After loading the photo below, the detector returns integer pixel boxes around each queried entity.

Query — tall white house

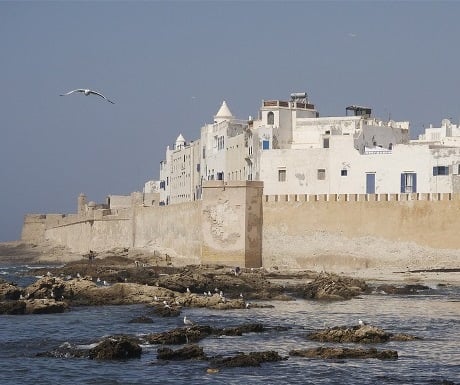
[156,93,460,205]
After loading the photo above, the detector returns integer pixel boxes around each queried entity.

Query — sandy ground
[0,241,459,285]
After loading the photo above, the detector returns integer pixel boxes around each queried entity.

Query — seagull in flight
[60,88,115,104]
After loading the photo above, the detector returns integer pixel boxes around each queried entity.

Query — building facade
[156,93,460,205]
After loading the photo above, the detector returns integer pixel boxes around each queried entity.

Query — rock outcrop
[209,351,285,368]
[88,336,142,360]
[302,273,368,300]
[290,347,398,360]
[307,324,419,343]
[157,344,207,360]
[0,280,22,300]
[145,323,266,345]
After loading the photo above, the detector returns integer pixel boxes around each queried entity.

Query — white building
[156,93,460,205]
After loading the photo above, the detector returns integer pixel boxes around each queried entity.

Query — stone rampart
[263,193,460,271]
[21,190,460,270]
[133,201,201,264]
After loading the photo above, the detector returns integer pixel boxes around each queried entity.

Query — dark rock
[0,281,22,300]
[307,324,419,343]
[89,336,142,360]
[145,323,266,345]
[302,273,368,300]
[220,323,265,336]
[146,325,214,345]
[209,351,284,368]
[290,346,398,360]
[0,300,26,314]
[157,344,207,360]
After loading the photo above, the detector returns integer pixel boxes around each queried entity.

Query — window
[278,169,286,182]
[341,169,347,176]
[323,138,329,148]
[433,166,449,176]
[202,147,206,159]
[262,140,270,150]
[317,169,326,180]
[401,172,417,193]
[196,163,200,172]
[267,111,274,125]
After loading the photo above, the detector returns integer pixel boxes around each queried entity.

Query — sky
[1,0,460,242]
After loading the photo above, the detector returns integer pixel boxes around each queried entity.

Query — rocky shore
[0,241,458,378]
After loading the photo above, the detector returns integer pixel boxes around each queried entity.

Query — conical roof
[214,101,234,123]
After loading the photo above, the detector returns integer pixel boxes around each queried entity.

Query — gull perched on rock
[60,88,115,104]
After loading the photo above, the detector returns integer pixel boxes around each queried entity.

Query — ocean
[0,263,459,385]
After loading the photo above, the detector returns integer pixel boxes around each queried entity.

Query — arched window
[267,111,274,125]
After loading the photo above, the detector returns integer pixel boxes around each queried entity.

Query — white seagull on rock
[60,88,115,104]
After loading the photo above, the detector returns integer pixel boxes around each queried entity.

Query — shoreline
[1,241,459,286]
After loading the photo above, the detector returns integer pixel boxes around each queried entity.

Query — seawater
[0,264,459,385]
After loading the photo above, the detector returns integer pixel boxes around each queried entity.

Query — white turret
[214,101,234,123]
[175,133,186,149]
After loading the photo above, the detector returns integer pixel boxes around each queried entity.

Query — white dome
[175,133,186,149]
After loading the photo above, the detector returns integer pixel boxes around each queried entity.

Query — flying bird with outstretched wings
[60,88,115,104]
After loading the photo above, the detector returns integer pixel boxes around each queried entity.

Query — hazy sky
[1,1,460,242]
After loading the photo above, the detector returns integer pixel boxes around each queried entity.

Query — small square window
[278,169,286,182]
[341,169,347,176]
[323,138,330,148]
[317,169,326,180]
[433,166,449,176]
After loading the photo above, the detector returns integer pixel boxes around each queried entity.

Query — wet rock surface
[145,323,266,345]
[209,351,285,368]
[290,347,398,360]
[302,272,368,300]
[0,280,22,300]
[88,336,142,360]
[157,344,207,360]
[307,324,419,343]
[0,300,26,315]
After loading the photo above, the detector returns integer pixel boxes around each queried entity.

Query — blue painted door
[366,173,375,194]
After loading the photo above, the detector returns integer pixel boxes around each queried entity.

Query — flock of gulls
[60,88,115,104]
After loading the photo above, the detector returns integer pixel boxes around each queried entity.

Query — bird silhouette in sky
[60,88,115,104]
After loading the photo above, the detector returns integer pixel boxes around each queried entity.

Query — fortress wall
[263,196,460,271]
[45,218,133,254]
[22,214,47,243]
[133,202,201,263]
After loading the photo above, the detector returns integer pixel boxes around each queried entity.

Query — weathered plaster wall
[263,194,460,271]
[133,202,201,263]
[201,181,263,268]
[22,214,47,244]
[45,218,132,253]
